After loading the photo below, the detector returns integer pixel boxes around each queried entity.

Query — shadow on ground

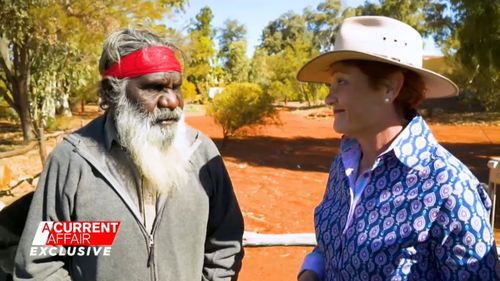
[215,136,499,183]
[214,136,340,173]
[0,122,19,134]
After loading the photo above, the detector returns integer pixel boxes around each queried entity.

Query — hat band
[102,46,182,79]
[365,52,418,67]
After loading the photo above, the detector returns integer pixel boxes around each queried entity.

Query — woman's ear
[385,71,405,101]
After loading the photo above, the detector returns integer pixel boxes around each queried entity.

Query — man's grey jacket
[14,114,244,281]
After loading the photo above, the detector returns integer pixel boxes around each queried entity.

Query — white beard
[114,95,190,196]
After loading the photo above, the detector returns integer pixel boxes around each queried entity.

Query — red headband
[102,46,182,78]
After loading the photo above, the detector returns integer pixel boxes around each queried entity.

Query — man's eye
[145,84,165,91]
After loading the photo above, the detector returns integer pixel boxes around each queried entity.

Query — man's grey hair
[98,28,178,110]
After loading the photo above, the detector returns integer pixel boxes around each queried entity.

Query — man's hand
[298,270,320,281]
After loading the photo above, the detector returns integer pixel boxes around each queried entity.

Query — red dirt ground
[1,107,499,281]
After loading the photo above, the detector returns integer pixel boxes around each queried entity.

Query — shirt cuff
[299,249,325,280]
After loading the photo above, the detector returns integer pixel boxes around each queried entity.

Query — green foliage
[220,41,249,83]
[218,20,249,83]
[0,96,18,121]
[206,83,276,139]
[181,79,197,101]
[440,0,499,70]
[449,61,499,112]
[265,42,310,104]
[350,1,428,35]
[218,19,247,55]
[260,11,311,55]
[0,0,188,142]
[268,80,293,103]
[45,115,73,131]
[254,2,343,105]
[436,0,499,111]
[304,0,344,51]
[192,6,214,37]
[301,83,330,105]
[185,6,217,99]
[353,0,499,111]
[249,49,273,91]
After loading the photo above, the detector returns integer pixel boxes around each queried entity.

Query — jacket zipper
[146,193,168,281]
[147,234,156,281]
[147,234,154,268]
[66,135,161,280]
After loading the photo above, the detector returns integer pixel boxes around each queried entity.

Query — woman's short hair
[340,60,425,121]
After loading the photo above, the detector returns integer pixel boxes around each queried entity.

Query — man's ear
[100,77,113,93]
[385,71,405,100]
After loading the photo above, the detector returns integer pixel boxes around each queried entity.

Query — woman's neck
[356,124,403,174]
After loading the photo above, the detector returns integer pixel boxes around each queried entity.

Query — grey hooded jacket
[14,114,244,281]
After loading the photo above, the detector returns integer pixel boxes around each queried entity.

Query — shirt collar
[340,114,438,171]
[104,112,120,151]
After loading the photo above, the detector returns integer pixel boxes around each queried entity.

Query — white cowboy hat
[297,16,458,98]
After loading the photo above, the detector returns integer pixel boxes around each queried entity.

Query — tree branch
[0,86,15,109]
[0,72,14,95]
[0,37,14,85]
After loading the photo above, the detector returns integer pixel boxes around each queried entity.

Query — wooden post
[0,164,12,189]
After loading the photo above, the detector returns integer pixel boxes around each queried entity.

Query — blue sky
[167,0,442,57]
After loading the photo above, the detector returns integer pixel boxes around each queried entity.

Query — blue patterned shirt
[302,115,500,280]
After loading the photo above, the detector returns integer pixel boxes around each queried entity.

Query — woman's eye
[337,78,347,85]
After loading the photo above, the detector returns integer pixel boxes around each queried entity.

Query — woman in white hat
[297,16,499,281]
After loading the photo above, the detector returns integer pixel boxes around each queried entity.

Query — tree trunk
[18,98,35,143]
[36,119,47,166]
[300,84,312,107]
[80,99,85,113]
[221,133,229,151]
[0,39,34,143]
[8,43,35,143]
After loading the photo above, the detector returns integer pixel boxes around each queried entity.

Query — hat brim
[297,50,458,99]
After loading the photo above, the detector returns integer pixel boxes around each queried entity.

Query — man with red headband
[14,28,244,281]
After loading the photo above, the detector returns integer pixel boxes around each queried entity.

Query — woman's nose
[157,91,179,110]
[325,88,338,106]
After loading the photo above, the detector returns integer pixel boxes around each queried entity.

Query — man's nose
[157,91,179,110]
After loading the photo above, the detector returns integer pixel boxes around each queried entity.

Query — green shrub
[206,82,276,140]
[0,98,18,121]
[45,115,73,131]
[181,79,198,102]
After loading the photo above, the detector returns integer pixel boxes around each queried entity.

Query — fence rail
[243,231,316,247]
[242,232,500,262]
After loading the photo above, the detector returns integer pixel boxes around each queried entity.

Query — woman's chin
[333,123,347,135]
